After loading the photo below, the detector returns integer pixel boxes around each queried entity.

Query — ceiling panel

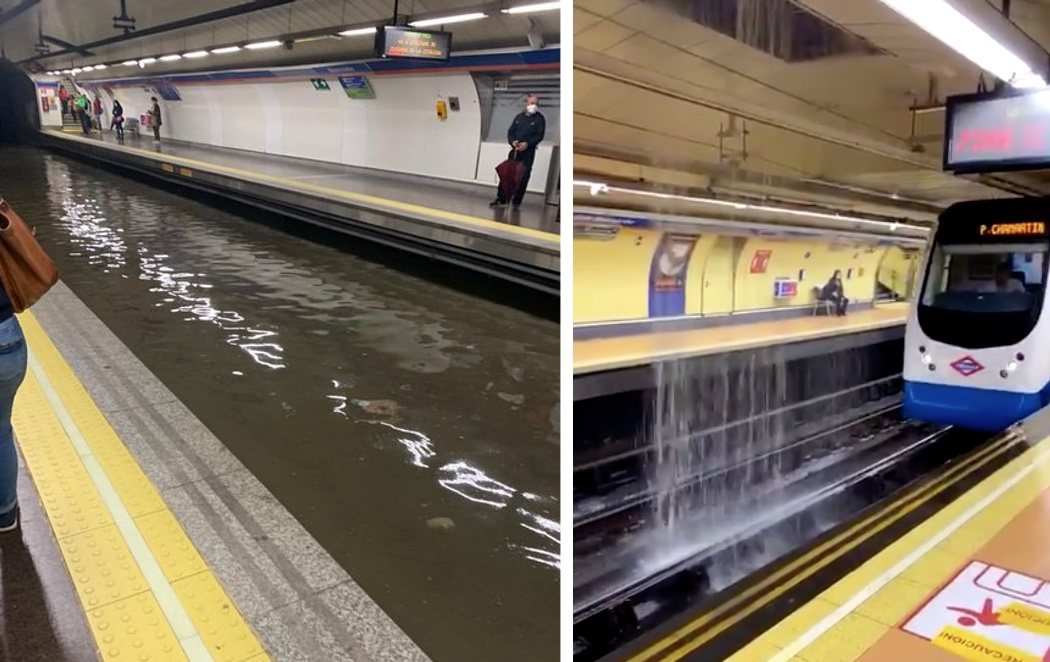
[2,0,560,70]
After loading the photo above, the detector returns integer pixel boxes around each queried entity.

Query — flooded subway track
[0,146,559,662]
[573,340,930,660]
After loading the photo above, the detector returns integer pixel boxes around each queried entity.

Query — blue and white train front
[904,198,1050,432]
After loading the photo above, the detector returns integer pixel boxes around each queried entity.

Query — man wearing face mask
[492,94,545,209]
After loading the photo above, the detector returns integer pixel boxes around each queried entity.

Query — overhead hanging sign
[155,81,181,101]
[338,75,375,99]
[944,90,1050,173]
[375,26,451,61]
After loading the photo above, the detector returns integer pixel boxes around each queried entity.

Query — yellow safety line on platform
[48,130,559,247]
[628,431,1024,661]
[13,312,269,662]
[759,434,1050,662]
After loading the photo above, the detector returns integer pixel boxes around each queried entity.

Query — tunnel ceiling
[0,0,559,72]
[574,0,1050,225]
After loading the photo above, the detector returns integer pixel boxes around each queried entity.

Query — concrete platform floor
[50,128,560,235]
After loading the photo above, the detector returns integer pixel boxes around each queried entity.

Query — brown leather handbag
[0,199,59,312]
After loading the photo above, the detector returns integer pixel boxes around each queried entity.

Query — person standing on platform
[75,93,91,134]
[491,94,545,209]
[93,94,103,131]
[821,270,849,316]
[148,96,162,142]
[58,84,69,116]
[111,99,125,142]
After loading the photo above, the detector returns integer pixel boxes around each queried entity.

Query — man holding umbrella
[492,94,545,209]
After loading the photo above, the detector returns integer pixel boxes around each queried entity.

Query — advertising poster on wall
[649,233,698,317]
[750,249,772,274]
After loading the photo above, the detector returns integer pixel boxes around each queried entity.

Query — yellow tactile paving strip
[725,436,1050,662]
[46,129,559,247]
[574,302,909,374]
[13,311,269,662]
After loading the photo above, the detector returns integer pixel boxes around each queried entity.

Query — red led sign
[953,123,1047,156]
[945,91,1050,173]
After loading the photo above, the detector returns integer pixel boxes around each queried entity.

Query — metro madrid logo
[951,355,985,377]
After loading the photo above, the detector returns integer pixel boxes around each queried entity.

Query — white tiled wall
[67,71,552,191]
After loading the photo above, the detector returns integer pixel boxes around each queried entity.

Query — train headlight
[921,354,933,365]
[1008,361,1019,372]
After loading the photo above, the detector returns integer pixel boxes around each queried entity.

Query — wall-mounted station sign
[944,89,1050,173]
[374,26,451,61]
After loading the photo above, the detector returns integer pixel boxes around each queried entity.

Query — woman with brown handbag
[0,199,59,532]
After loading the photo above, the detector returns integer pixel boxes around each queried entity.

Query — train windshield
[919,241,1048,348]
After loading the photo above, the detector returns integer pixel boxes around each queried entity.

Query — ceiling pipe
[42,35,92,56]
[0,0,39,29]
[574,141,946,215]
[19,0,296,64]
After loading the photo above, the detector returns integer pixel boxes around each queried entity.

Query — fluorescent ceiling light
[244,40,281,50]
[159,54,182,61]
[877,0,1046,89]
[210,45,241,54]
[71,67,82,74]
[409,12,486,27]
[94,63,107,69]
[82,65,95,71]
[338,26,377,36]
[139,57,157,65]
[183,50,209,58]
[572,180,914,231]
[122,59,138,66]
[503,2,560,13]
[61,69,71,74]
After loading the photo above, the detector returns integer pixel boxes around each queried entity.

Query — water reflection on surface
[1,149,559,662]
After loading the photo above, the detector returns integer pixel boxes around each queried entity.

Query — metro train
[904,197,1050,432]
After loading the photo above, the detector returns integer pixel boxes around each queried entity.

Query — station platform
[573,303,908,402]
[614,411,1050,662]
[4,282,427,661]
[37,128,560,294]
[575,303,909,376]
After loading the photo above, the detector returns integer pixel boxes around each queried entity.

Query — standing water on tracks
[0,147,559,662]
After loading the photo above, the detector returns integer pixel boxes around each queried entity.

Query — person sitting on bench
[820,269,849,316]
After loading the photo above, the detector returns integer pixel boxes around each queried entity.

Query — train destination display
[375,26,451,61]
[945,90,1050,172]
[979,222,1047,237]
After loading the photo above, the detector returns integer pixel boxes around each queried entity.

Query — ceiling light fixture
[122,59,138,66]
[244,40,281,50]
[183,50,209,59]
[159,54,182,61]
[139,57,156,65]
[502,1,560,13]
[94,63,107,70]
[409,12,487,27]
[338,26,377,36]
[877,0,1046,89]
[572,180,918,231]
[71,67,82,74]
[82,65,95,71]
[210,45,241,54]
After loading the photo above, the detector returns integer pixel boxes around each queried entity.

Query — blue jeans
[0,317,27,516]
